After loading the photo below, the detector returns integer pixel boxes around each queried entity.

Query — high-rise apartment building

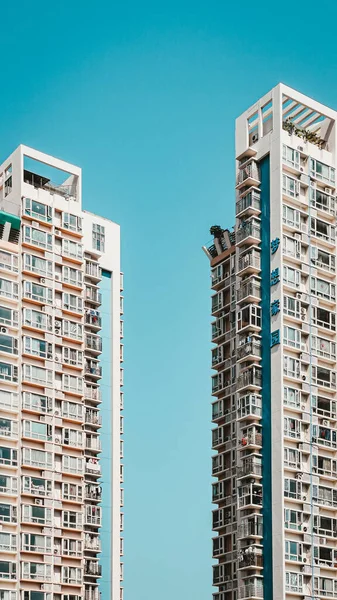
[204,84,337,600]
[0,145,123,600]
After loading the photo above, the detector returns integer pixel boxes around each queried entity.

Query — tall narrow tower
[204,84,337,600]
[0,145,124,600]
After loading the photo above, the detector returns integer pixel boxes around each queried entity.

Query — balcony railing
[85,311,102,328]
[238,584,263,599]
[238,252,261,273]
[238,460,262,478]
[237,368,262,390]
[237,281,261,302]
[85,562,102,576]
[236,191,261,215]
[85,336,102,353]
[236,222,261,245]
[237,340,261,361]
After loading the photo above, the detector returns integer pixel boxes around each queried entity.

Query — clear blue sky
[3,1,337,598]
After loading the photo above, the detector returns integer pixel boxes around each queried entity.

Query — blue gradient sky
[3,1,337,598]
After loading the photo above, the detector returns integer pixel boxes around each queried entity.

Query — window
[0,251,18,273]
[62,483,83,502]
[62,510,83,529]
[284,509,302,531]
[0,335,18,355]
[62,213,82,232]
[311,276,335,301]
[22,448,52,469]
[92,223,105,252]
[283,204,300,229]
[0,279,18,300]
[285,540,302,561]
[310,158,335,184]
[23,280,53,304]
[61,566,82,584]
[284,447,300,469]
[283,356,300,379]
[22,476,52,497]
[312,306,336,331]
[23,226,52,250]
[0,307,18,327]
[312,336,336,360]
[22,421,52,442]
[23,337,52,359]
[0,363,18,383]
[22,505,52,525]
[310,187,335,214]
[23,308,52,331]
[283,326,301,349]
[285,572,303,593]
[62,374,83,394]
[23,254,53,277]
[21,562,52,581]
[62,320,83,340]
[311,217,335,243]
[282,145,300,170]
[312,365,336,388]
[62,428,83,448]
[0,390,18,412]
[0,504,17,523]
[311,247,335,272]
[0,561,16,579]
[62,455,83,475]
[284,417,301,439]
[22,393,52,414]
[283,296,301,320]
[0,447,17,467]
[62,266,82,287]
[283,235,300,259]
[282,174,299,198]
[24,198,52,223]
[0,533,17,553]
[63,293,83,313]
[283,265,301,288]
[22,365,52,385]
[62,239,83,260]
[62,401,84,421]
[22,533,51,553]
[284,387,300,409]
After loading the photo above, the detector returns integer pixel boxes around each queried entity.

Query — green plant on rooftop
[283,118,325,149]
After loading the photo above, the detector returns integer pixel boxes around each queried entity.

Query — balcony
[238,549,263,569]
[236,162,260,190]
[85,534,101,552]
[85,410,102,428]
[85,311,102,330]
[85,460,101,476]
[85,561,102,577]
[237,278,261,304]
[237,340,261,362]
[238,458,262,479]
[85,263,102,281]
[310,188,336,217]
[238,250,261,275]
[237,367,262,392]
[236,190,261,217]
[236,220,261,247]
[238,483,263,509]
[85,436,101,452]
[85,287,102,306]
[238,394,262,421]
[85,363,102,380]
[238,583,263,599]
[85,510,101,527]
[85,485,102,502]
[239,427,262,450]
[84,385,102,403]
[85,335,102,355]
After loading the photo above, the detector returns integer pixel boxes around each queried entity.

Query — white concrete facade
[205,84,337,600]
[0,145,123,600]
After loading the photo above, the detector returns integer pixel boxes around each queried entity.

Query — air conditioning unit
[55,437,61,444]
[32,221,40,228]
[54,548,58,554]
[296,292,302,299]
[297,146,304,152]
[55,230,61,236]
[303,526,308,532]
[323,419,329,427]
[301,315,306,321]
[302,495,307,502]
[296,472,303,480]
[325,187,331,194]
[35,498,43,505]
[301,405,306,411]
[301,344,307,352]
[320,537,326,545]
[302,375,307,381]
[294,233,301,241]
[0,327,7,333]
[55,274,61,281]
[54,410,60,416]
[301,307,307,315]
[303,557,307,563]
[55,356,59,362]
[300,167,304,172]
[40,278,46,284]
[252,133,259,144]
